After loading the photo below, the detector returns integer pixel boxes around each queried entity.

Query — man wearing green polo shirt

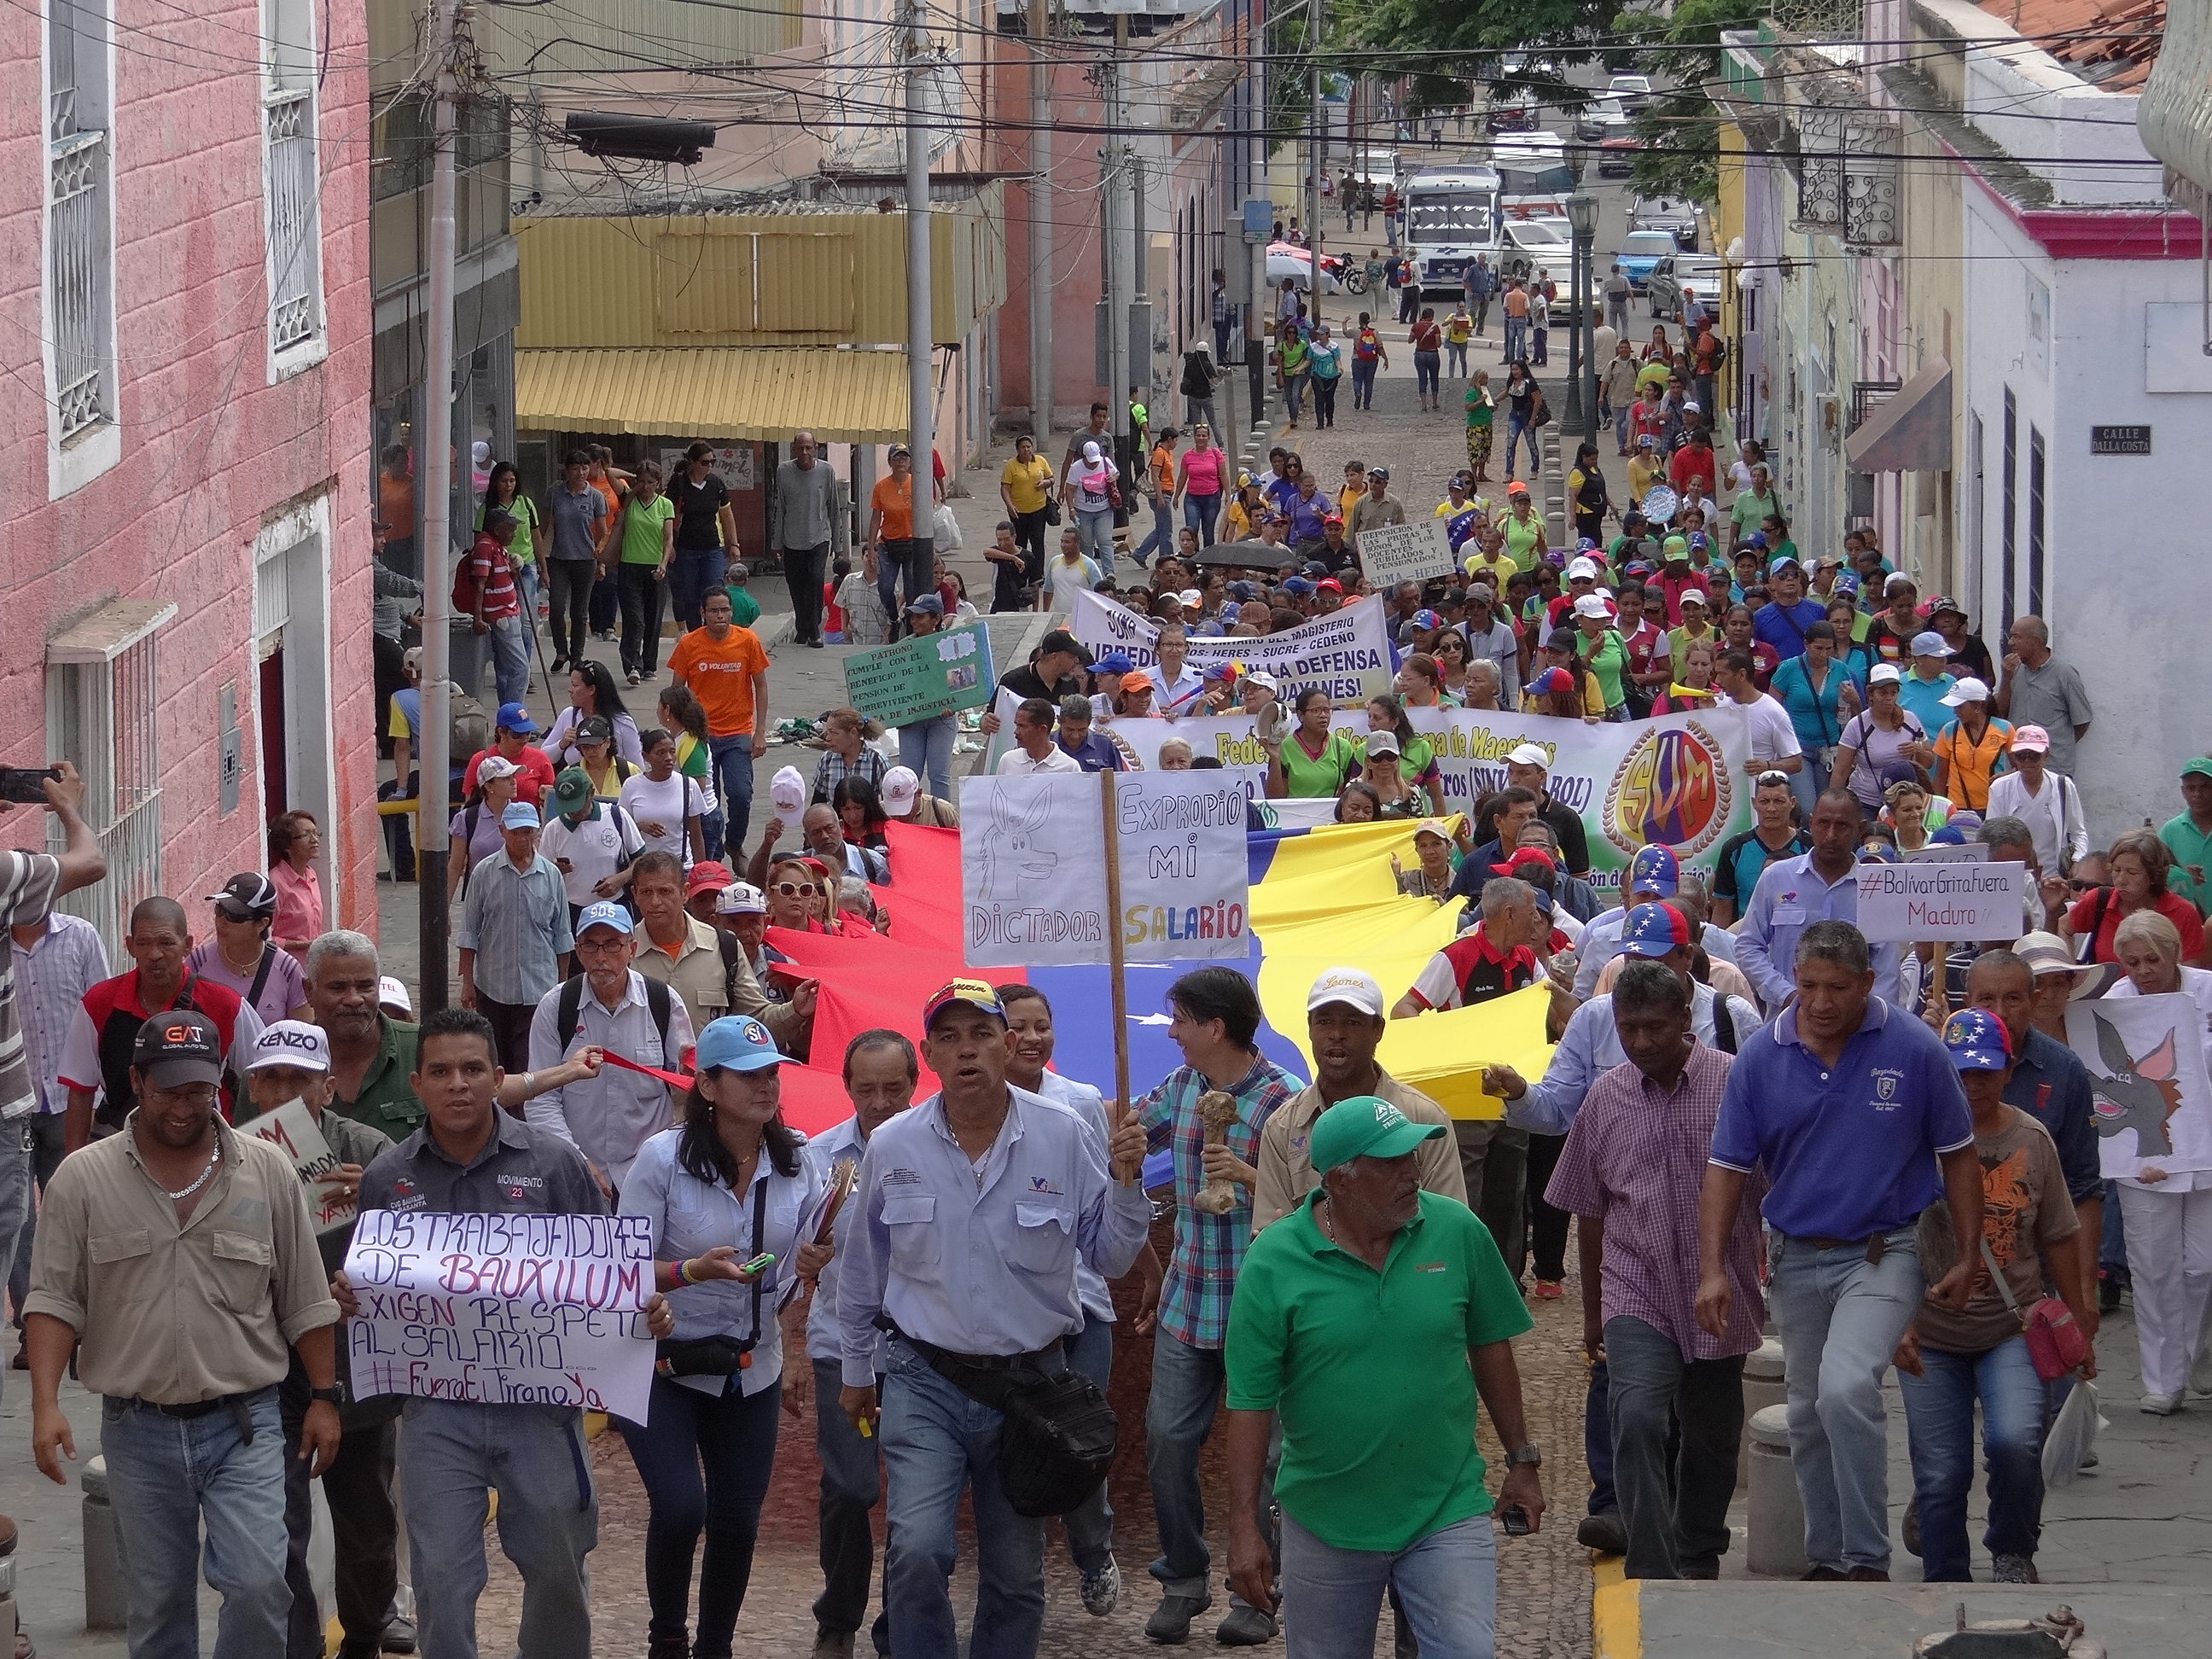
[308,933,427,1145]
[1224,1097,1542,1659]
[2158,757,2212,917]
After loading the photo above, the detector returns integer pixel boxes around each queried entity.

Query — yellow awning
[515,346,912,445]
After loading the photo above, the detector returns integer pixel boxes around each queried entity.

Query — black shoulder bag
[655,1179,769,1380]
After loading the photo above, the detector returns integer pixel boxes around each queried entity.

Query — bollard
[1744,1403,1808,1579]
[82,1455,126,1631]
[1738,1336,1786,1487]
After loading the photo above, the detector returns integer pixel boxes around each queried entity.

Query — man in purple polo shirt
[1694,919,1983,1582]
[1546,960,1767,1580]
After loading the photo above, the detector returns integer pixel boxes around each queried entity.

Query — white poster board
[1852,859,2029,942]
[2067,992,2212,1179]
[957,771,1250,966]
[1356,520,1457,587]
[242,1099,355,1233]
[343,1210,658,1420]
[1067,589,1394,702]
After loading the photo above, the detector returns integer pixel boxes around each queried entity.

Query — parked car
[1495,218,1567,283]
[1486,89,1538,133]
[1598,135,1639,178]
[1574,96,1632,144]
[1266,242,1345,294]
[1645,253,1724,322]
[1608,73,1655,110]
[1629,195,1700,251]
[1614,229,1679,292]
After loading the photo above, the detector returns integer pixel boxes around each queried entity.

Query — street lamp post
[1566,189,1600,447]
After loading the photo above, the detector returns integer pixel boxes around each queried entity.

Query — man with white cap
[376,976,412,1023]
[457,798,574,1073]
[1474,744,1592,881]
[1254,968,1464,1232]
[525,900,695,1199]
[881,763,958,829]
[712,880,815,1057]
[241,1020,406,1659]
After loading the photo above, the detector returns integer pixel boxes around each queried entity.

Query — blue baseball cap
[499,801,541,830]
[496,701,539,735]
[1910,630,1951,657]
[1092,650,1136,675]
[1930,825,1969,846]
[905,592,946,617]
[575,900,634,937]
[1628,844,1681,899]
[1412,608,1441,629]
[695,1015,787,1074]
[1941,1008,2012,1073]
[1858,841,1899,864]
[1228,580,1260,602]
[1619,901,1692,958]
[1832,569,1861,596]
[1283,576,1314,597]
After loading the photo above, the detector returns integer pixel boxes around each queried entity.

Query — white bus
[1400,166,1502,295]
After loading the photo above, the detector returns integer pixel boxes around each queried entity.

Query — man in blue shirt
[1735,791,1906,1010]
[1572,846,1738,998]
[1696,921,1983,1580]
[1750,557,1826,661]
[1053,696,1128,772]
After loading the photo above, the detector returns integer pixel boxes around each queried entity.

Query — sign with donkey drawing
[956,771,1250,967]
[2065,991,2212,1179]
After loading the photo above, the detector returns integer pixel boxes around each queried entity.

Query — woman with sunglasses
[187,874,311,1025]
[2062,831,2206,969]
[1985,726,2090,877]
[1831,663,1934,814]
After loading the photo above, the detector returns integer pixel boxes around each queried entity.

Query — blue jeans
[1613,402,1632,451]
[707,733,755,861]
[1898,1336,2046,1581]
[488,614,529,706]
[1790,754,1828,825]
[1767,1228,1924,1573]
[879,1342,1047,1659]
[1446,341,1468,378]
[0,1120,32,1399]
[1351,359,1377,408]
[1145,1331,1274,1607]
[1074,510,1115,577]
[101,1385,290,1659]
[399,1398,597,1659]
[1503,317,1528,363]
[617,1375,781,1658]
[1503,415,1539,478]
[669,545,728,632]
[876,538,933,632]
[1278,1511,1495,1659]
[1062,1315,1115,1571]
[1413,352,1441,399]
[1140,494,1175,565]
[1285,372,1310,419]
[897,715,957,802]
[1605,1315,1744,1580]
[812,1358,890,1650]
[1184,492,1220,547]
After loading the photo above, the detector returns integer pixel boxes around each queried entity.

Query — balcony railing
[266,88,317,349]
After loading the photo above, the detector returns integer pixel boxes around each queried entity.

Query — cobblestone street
[472,1211,1600,1657]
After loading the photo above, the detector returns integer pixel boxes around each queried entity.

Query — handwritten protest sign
[342,1210,657,1420]
[958,771,1251,967]
[242,1100,354,1233]
[1854,859,2029,941]
[843,620,996,728]
[1357,521,1456,587]
[1068,590,1393,701]
[2067,992,2212,1179]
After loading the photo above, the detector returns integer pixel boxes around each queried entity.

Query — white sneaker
[2140,1391,2181,1415]
[1080,1557,1121,1617]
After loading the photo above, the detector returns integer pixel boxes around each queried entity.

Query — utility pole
[417,0,460,1010]
[905,0,935,555]
[1104,18,1132,480]
[1307,0,1322,331]
[1027,0,1051,439]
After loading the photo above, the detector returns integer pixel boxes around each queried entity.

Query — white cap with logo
[1307,967,1386,1017]
[247,1019,331,1073]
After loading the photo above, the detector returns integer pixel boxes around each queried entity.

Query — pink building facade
[2,0,376,960]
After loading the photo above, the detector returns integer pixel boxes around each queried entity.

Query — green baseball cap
[1309,1096,1446,1174]
[550,765,595,817]
[2181,757,2212,781]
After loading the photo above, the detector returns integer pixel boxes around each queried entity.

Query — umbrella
[1190,538,1301,572]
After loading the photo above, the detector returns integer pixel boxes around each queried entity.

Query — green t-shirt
[1732,490,1778,533]
[620,492,676,566]
[1464,387,1493,429]
[1582,628,1627,711]
[1277,729,1359,799]
[2162,811,2212,915]
[475,497,540,565]
[1226,1190,1533,1551]
[725,585,762,628]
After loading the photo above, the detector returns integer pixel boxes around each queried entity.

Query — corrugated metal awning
[515,346,911,445]
[1845,357,1953,474]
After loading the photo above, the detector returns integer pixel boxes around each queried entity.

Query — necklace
[220,940,265,978]
[164,1143,222,1202]
[1317,1194,1338,1243]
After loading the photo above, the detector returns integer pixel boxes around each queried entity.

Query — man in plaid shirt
[1136,968,1302,1646]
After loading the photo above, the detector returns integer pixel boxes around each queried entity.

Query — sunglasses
[2067,879,2100,894]
[771,882,812,897]
[1754,771,1793,788]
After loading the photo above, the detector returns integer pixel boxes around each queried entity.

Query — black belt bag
[655,1182,767,1380]
[882,1320,1118,1518]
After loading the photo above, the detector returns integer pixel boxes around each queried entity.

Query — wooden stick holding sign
[1099,769,1138,1184]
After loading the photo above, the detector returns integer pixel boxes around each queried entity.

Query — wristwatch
[1505,1443,1542,1468]
[309,1383,349,1406]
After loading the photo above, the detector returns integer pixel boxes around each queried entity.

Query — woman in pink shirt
[268,810,326,960]
[1175,423,1228,547]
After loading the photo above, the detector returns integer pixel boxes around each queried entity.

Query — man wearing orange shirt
[868,444,932,638]
[667,589,771,864]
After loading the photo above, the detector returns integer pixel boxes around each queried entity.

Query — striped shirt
[0,854,64,1117]
[811,743,888,805]
[1138,1053,1303,1351]
[10,911,107,1115]
[455,850,574,1006]
[1545,1046,1767,1359]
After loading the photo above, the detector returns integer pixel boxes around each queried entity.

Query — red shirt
[2067,888,2205,967]
[463,742,559,805]
[464,531,521,621]
[1669,447,1717,495]
[1654,572,1710,628]
[59,969,251,1128]
[1622,618,1667,684]
[824,580,846,636]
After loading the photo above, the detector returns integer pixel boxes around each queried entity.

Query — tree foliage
[1610,0,1767,201]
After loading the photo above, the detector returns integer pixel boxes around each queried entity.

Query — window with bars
[263,0,323,360]
[47,0,114,446]
[46,608,171,969]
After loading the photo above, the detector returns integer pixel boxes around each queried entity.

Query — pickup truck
[1629,195,1701,252]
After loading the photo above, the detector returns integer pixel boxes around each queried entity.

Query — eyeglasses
[771,882,812,897]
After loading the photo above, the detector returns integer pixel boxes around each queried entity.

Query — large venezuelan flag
[764,818,1555,1144]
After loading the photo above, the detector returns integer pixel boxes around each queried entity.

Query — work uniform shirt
[1734,852,1906,1011]
[1404,928,1539,1014]
[1509,981,1766,1136]
[1251,1071,1465,1232]
[1225,1190,1532,1553]
[1572,911,1739,1001]
[329,1016,426,1146]
[525,969,696,1195]
[835,1087,1153,1388]
[25,1113,337,1404]
[1033,1069,1120,1324]
[804,1115,885,1372]
[456,852,574,1006]
[1708,997,1974,1242]
[622,1127,826,1396]
[357,1109,607,1220]
[635,914,733,1038]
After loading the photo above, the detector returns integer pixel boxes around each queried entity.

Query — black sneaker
[1575,1511,1627,1554]
[1145,1595,1213,1644]
[1215,1605,1277,1646]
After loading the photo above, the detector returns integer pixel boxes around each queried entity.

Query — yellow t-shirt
[1225,499,1257,541]
[1001,456,1053,515]
[1445,315,1473,346]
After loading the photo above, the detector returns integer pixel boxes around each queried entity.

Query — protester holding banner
[342,1006,676,1659]
[620,1015,831,1659]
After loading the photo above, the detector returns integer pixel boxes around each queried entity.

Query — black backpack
[556,972,674,1054]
